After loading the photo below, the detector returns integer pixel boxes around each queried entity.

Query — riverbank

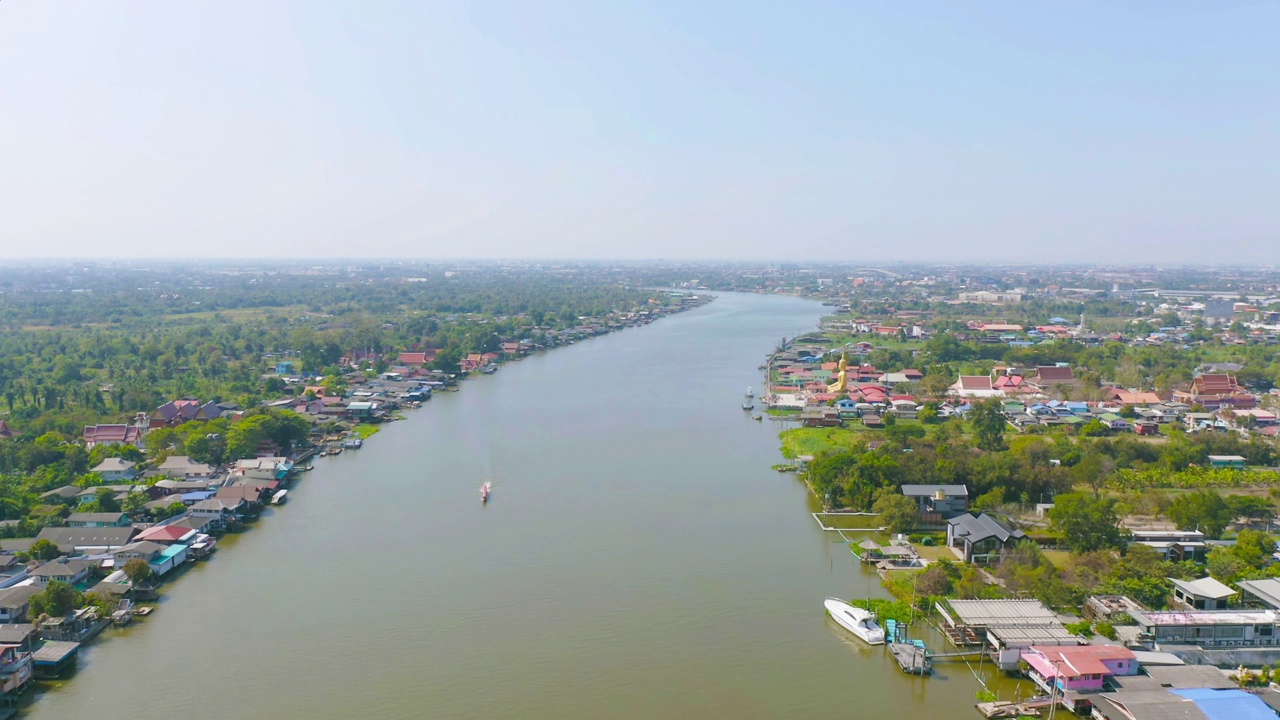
[3,295,713,715]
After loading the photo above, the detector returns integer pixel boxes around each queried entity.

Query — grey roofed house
[38,485,81,502]
[900,484,970,521]
[29,558,94,583]
[946,512,1026,563]
[90,458,137,476]
[1237,578,1280,610]
[0,586,42,618]
[156,455,214,478]
[167,514,217,534]
[66,511,130,527]
[35,526,138,553]
[0,623,38,649]
[153,479,216,493]
[1170,577,1237,610]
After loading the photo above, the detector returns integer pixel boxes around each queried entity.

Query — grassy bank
[352,424,381,440]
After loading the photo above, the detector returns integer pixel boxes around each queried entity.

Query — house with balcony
[900,485,969,523]
[189,497,245,532]
[0,642,34,700]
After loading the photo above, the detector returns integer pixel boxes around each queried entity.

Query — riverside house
[946,512,1026,564]
[1022,644,1138,694]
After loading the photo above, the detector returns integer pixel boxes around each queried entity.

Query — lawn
[779,427,864,458]
[352,424,381,440]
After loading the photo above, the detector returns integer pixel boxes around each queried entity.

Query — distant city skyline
[1,2,1277,262]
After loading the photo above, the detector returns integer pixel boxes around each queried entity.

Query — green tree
[969,399,1007,451]
[123,557,154,586]
[1048,493,1124,552]
[29,538,61,561]
[1168,491,1233,539]
[872,491,918,534]
[1073,451,1116,499]
[93,488,121,513]
[29,580,81,618]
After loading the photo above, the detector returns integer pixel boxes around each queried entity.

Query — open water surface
[29,292,1028,719]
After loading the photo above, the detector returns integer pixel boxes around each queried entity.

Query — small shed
[1207,455,1246,469]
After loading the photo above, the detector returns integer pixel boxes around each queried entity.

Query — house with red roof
[134,524,198,545]
[1030,366,1078,389]
[83,424,143,450]
[1103,388,1163,406]
[397,350,438,366]
[1021,644,1137,694]
[1173,373,1257,409]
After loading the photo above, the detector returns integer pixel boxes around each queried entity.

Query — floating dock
[888,642,932,675]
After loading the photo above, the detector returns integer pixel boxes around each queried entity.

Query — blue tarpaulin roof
[1171,688,1276,720]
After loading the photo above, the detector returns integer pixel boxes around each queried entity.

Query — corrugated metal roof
[1172,688,1278,720]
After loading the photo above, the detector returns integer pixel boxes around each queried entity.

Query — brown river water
[27,292,1029,719]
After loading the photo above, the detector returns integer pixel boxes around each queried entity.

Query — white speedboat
[824,597,885,645]
[745,386,754,398]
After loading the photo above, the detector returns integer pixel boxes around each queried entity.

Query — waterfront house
[29,559,93,587]
[900,485,969,523]
[116,542,189,578]
[946,513,1026,564]
[65,512,130,528]
[189,498,245,532]
[232,457,292,482]
[1022,644,1138,694]
[89,458,137,483]
[35,527,137,555]
[0,587,40,623]
[0,643,33,698]
[1170,577,1237,610]
[133,524,197,545]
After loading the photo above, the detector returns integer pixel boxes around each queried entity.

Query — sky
[0,1,1277,263]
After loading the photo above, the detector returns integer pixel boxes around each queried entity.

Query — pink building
[1022,645,1138,693]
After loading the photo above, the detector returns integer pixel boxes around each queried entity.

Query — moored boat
[745,386,754,398]
[271,489,288,505]
[741,402,754,410]
[823,597,885,645]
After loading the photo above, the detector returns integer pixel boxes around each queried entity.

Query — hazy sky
[1,2,1277,262]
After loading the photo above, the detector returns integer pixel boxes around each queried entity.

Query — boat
[741,402,753,410]
[745,386,754,398]
[481,481,491,503]
[823,597,885,645]
[271,489,288,505]
[753,415,763,421]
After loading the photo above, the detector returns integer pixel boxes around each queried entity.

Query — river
[28,292,1026,719]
